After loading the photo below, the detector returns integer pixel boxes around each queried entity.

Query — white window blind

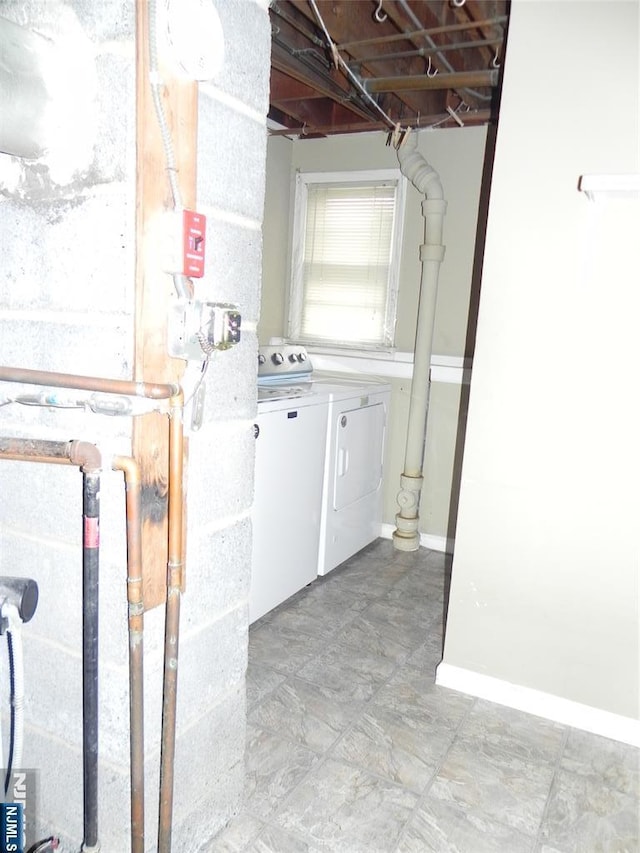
[289,171,405,350]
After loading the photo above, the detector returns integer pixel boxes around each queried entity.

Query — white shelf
[578,174,640,201]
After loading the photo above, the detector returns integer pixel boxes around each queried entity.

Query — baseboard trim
[435,663,640,747]
[380,523,452,553]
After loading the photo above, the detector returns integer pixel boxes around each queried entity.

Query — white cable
[183,353,212,407]
[147,0,191,301]
[428,101,465,129]
[148,0,181,210]
[446,105,464,127]
[308,0,400,131]
[1,391,165,417]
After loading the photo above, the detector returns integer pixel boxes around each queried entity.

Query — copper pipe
[0,438,101,471]
[337,16,508,51]
[157,392,184,853]
[0,365,178,400]
[112,455,145,853]
[0,437,74,465]
[365,69,499,93]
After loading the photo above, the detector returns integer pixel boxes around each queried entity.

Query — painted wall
[0,0,269,848]
[261,127,488,543]
[441,0,640,728]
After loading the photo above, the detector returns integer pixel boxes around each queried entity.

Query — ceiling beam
[365,69,499,93]
[271,42,375,122]
[337,15,508,51]
[267,107,492,137]
[295,0,449,129]
[350,37,502,66]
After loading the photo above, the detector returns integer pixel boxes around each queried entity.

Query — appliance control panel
[258,345,312,379]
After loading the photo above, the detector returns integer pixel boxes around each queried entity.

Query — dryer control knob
[258,354,266,365]
[288,353,299,363]
[298,351,307,362]
[271,352,284,365]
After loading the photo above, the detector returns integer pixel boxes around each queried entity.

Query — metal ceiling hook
[426,56,438,78]
[374,1,387,23]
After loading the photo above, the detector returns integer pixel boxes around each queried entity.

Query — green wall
[261,126,488,544]
[442,0,640,726]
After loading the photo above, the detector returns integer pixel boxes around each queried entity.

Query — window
[288,170,406,350]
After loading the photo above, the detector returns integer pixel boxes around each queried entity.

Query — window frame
[287,169,407,352]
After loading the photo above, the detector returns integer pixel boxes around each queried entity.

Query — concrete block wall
[0,0,270,849]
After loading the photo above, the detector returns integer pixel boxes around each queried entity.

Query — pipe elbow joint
[112,454,141,485]
[69,440,102,473]
[397,133,444,199]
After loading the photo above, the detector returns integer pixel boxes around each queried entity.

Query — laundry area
[0,1,639,852]
[251,343,391,622]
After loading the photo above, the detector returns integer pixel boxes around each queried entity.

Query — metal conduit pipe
[157,392,184,853]
[76,447,102,853]
[393,132,447,551]
[0,438,103,851]
[112,456,145,853]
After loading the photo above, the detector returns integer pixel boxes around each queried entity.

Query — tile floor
[209,540,640,852]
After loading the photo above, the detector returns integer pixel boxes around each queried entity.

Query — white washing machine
[312,375,391,575]
[250,347,329,623]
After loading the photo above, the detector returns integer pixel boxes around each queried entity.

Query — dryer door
[333,401,385,510]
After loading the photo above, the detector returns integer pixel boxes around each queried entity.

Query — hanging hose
[3,607,24,795]
[4,629,15,795]
[27,838,60,853]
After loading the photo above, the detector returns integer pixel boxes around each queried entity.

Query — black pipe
[82,472,100,850]
[4,629,16,795]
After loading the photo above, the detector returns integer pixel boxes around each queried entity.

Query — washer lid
[311,373,392,401]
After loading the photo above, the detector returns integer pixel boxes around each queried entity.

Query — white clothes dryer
[312,375,392,576]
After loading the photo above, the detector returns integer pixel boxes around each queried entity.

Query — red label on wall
[183,210,206,278]
[84,516,100,548]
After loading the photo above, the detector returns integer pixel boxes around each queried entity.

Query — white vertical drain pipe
[393,131,447,551]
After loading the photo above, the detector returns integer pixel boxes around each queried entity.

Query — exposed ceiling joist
[268,0,509,138]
